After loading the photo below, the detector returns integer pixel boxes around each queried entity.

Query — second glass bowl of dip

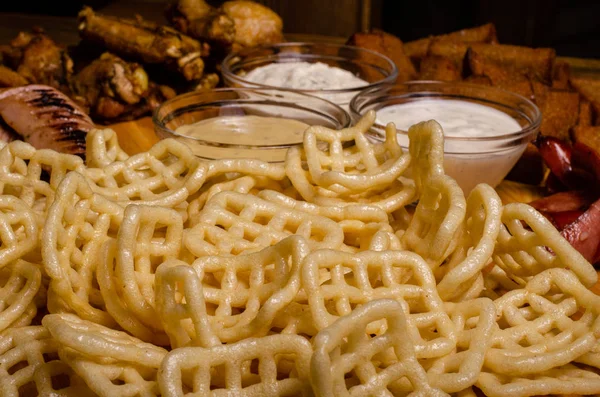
[221,42,398,109]
[350,81,541,193]
[153,87,351,162]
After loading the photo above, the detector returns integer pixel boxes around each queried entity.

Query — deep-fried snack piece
[185,191,344,256]
[0,196,38,269]
[0,85,93,157]
[193,72,219,91]
[436,184,502,301]
[0,260,41,332]
[1,30,73,91]
[477,364,600,397]
[43,313,167,367]
[463,74,492,85]
[404,23,498,63]
[167,0,283,52]
[468,43,556,83]
[571,76,600,124]
[487,268,600,377]
[71,52,149,120]
[552,60,571,89]
[311,299,448,396]
[222,1,284,51]
[48,314,167,397]
[285,111,415,213]
[531,78,549,107]
[419,55,461,81]
[166,0,236,46]
[578,99,593,127]
[493,203,597,287]
[302,249,456,358]
[159,334,313,396]
[427,40,470,72]
[0,326,95,396]
[572,125,600,181]
[539,89,579,141]
[78,7,208,82]
[0,65,28,88]
[42,172,124,326]
[346,29,417,82]
[427,298,496,393]
[466,48,534,99]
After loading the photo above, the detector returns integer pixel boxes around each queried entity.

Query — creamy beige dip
[376,99,525,193]
[174,115,310,162]
[242,61,369,107]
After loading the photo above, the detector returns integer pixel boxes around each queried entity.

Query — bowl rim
[221,41,399,94]
[152,87,352,150]
[350,80,542,148]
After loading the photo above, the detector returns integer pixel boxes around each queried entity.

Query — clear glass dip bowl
[153,87,350,162]
[350,81,541,193]
[221,42,398,109]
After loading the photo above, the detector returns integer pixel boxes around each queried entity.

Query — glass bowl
[350,81,541,193]
[153,87,351,162]
[221,42,398,108]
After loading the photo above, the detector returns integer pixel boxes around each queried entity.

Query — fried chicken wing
[166,0,236,47]
[0,65,28,88]
[70,52,150,120]
[222,1,283,51]
[78,7,208,82]
[0,30,73,91]
[166,0,283,51]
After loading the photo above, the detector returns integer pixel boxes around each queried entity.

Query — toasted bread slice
[346,29,417,82]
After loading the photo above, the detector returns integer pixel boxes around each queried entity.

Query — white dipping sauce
[243,62,368,106]
[376,99,525,193]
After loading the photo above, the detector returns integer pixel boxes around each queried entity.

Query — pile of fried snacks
[0,110,599,397]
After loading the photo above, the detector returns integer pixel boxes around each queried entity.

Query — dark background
[1,0,599,59]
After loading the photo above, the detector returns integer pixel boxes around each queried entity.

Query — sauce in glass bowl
[351,82,541,194]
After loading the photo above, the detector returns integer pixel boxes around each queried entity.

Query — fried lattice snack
[0,110,597,396]
[42,172,124,326]
[0,140,84,221]
[0,260,41,333]
[186,158,287,226]
[493,203,598,287]
[285,110,416,213]
[97,239,170,346]
[401,174,466,268]
[258,189,396,251]
[302,249,456,358]
[155,263,221,349]
[43,313,167,368]
[486,268,600,375]
[43,313,167,397]
[426,298,496,393]
[311,299,448,397]
[0,326,94,396]
[476,364,600,397]
[59,347,162,397]
[85,128,130,168]
[0,195,39,268]
[159,236,310,345]
[159,334,313,397]
[436,184,502,301]
[184,191,344,257]
[83,138,207,206]
[113,204,183,332]
[408,120,445,192]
